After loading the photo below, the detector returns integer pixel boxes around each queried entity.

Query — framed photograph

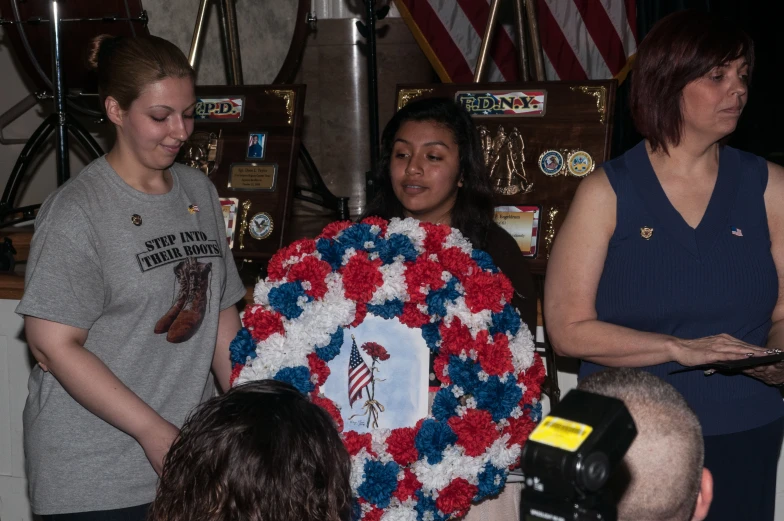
[245,131,267,160]
[220,197,239,249]
[493,205,541,257]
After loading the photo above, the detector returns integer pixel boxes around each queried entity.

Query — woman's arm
[25,316,179,474]
[545,169,763,367]
[745,161,784,384]
[211,304,243,392]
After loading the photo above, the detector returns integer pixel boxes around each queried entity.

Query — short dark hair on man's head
[630,9,754,153]
[148,380,352,521]
[578,369,703,521]
[362,97,495,249]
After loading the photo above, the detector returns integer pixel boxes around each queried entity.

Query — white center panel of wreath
[321,314,429,433]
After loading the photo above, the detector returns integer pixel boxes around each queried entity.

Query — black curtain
[611,0,784,164]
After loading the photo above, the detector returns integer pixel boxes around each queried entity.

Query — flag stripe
[406,0,474,82]
[453,0,518,81]
[543,0,613,79]
[574,0,627,75]
[536,0,588,80]
[599,0,638,59]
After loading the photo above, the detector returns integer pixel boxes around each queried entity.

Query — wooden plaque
[395,81,617,275]
[177,85,306,261]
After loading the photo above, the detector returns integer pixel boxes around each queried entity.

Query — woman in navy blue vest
[545,10,784,521]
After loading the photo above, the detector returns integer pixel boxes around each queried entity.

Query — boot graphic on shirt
[167,260,212,343]
[154,258,192,334]
[154,257,212,343]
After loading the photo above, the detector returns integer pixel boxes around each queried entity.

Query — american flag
[731,226,743,237]
[395,0,637,83]
[348,336,372,407]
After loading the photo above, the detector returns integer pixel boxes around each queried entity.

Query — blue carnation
[490,303,522,337]
[475,375,523,422]
[415,419,457,464]
[273,366,314,395]
[357,460,400,508]
[431,388,460,421]
[414,490,447,521]
[376,233,418,264]
[228,327,256,365]
[447,356,481,394]
[420,321,441,353]
[471,249,499,272]
[426,278,460,317]
[526,400,543,423]
[367,299,404,319]
[315,328,343,362]
[337,223,377,251]
[268,281,311,319]
[316,237,346,270]
[476,462,507,499]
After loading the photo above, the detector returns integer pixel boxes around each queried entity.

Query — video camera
[519,389,637,521]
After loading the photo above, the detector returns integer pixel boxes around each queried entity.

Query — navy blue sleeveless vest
[579,141,784,436]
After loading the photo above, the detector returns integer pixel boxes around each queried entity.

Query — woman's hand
[670,334,768,366]
[135,418,180,475]
[744,361,784,386]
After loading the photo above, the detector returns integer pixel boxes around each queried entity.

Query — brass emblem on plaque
[238,200,252,250]
[479,125,533,196]
[177,131,222,176]
[228,164,278,191]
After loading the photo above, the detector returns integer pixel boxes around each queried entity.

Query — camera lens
[578,452,610,492]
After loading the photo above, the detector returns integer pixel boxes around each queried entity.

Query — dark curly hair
[148,380,352,521]
[362,97,495,249]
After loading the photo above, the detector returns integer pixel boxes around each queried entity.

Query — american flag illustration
[731,226,743,237]
[348,336,372,407]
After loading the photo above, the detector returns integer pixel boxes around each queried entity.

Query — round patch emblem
[567,150,594,177]
[249,212,273,240]
[131,214,142,226]
[538,150,564,176]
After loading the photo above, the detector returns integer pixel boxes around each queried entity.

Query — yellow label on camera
[529,416,593,452]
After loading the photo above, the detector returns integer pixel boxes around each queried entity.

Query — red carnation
[477,332,515,376]
[360,216,388,235]
[439,318,472,357]
[420,221,451,254]
[312,395,344,432]
[462,271,511,314]
[318,220,353,240]
[433,354,451,385]
[351,302,368,327]
[341,251,384,303]
[385,427,419,466]
[404,257,445,304]
[362,342,390,361]
[393,469,422,501]
[288,256,332,299]
[267,238,316,281]
[307,353,331,387]
[448,409,499,457]
[435,478,478,517]
[229,363,243,386]
[343,431,374,456]
[363,507,384,521]
[399,302,430,328]
[243,306,285,342]
[437,246,476,280]
[519,353,546,403]
[504,414,537,449]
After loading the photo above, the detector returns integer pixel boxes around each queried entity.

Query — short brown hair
[578,369,704,521]
[148,380,352,521]
[88,34,195,110]
[630,9,754,153]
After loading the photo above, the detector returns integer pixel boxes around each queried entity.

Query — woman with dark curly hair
[148,380,352,521]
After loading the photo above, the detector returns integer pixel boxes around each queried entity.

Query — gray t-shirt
[16,156,246,515]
